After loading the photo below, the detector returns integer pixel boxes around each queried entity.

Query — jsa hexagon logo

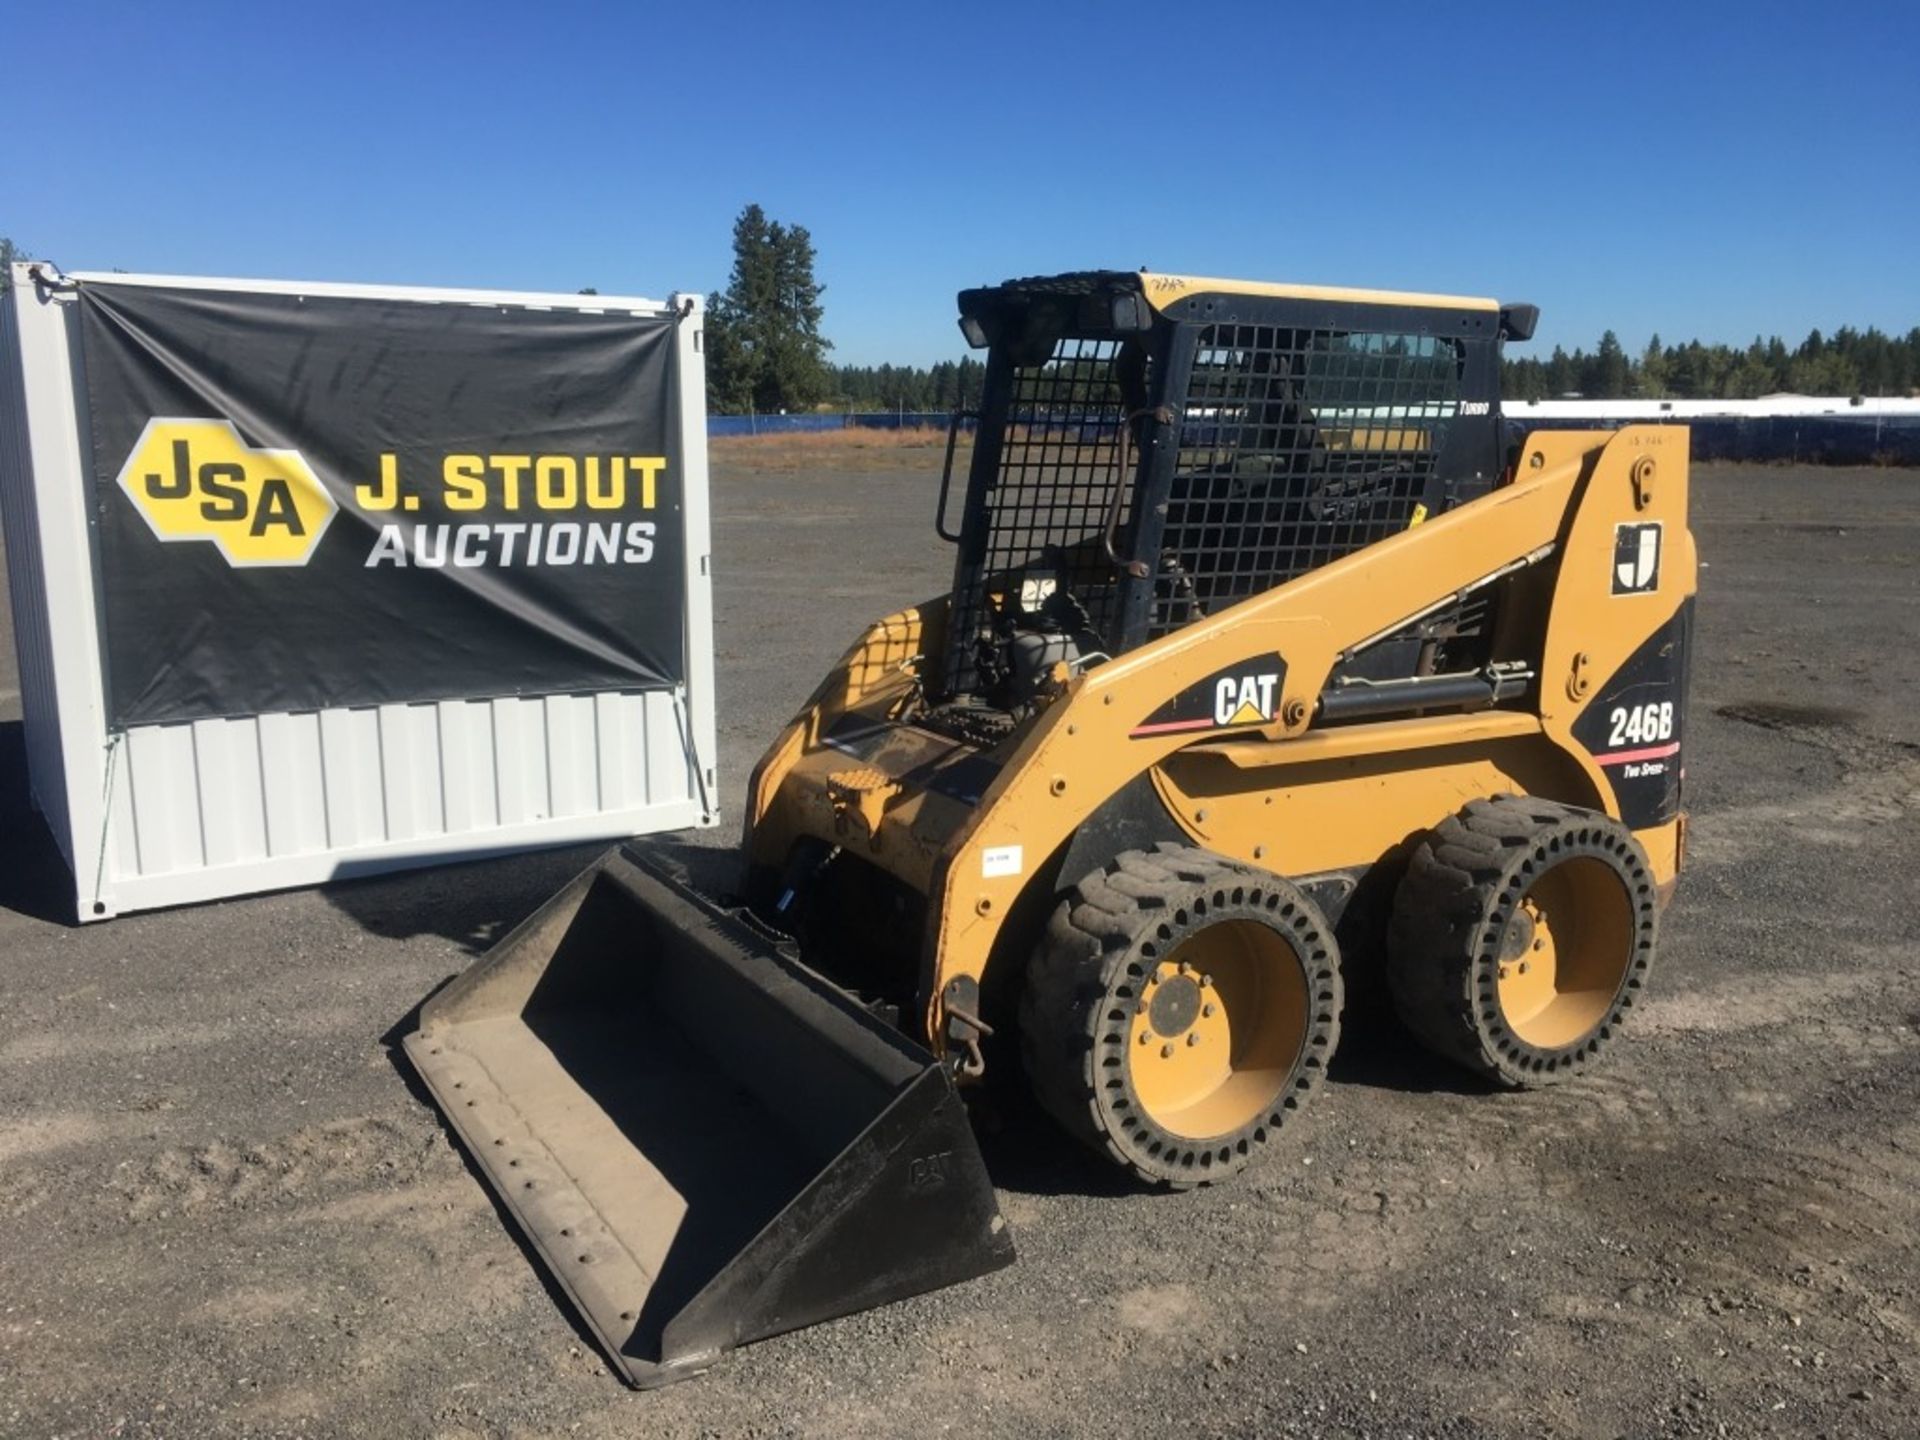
[116,419,337,566]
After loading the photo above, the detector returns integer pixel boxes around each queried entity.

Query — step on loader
[406,271,1696,1386]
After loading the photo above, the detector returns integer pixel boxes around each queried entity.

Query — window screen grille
[943,338,1137,696]
[1149,326,1463,638]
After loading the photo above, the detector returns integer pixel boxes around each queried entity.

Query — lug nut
[1186,1033,1201,1047]
[1202,1003,1216,1018]
[1161,1043,1175,1059]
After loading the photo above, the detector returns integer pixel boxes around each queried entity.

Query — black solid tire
[1386,796,1658,1087]
[1019,844,1342,1188]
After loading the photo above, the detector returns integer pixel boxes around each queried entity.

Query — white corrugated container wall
[0,264,718,921]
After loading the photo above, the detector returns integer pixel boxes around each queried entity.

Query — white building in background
[1506,395,1920,420]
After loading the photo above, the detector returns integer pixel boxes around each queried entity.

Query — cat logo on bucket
[116,419,337,566]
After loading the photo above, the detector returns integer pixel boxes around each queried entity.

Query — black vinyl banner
[77,281,686,727]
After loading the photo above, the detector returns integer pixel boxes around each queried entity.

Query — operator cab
[928,271,1527,730]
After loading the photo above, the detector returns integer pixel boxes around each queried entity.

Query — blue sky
[5,0,1916,367]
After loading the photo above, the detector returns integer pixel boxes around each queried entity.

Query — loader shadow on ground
[324,840,613,953]
[970,1096,1154,1199]
[325,832,745,955]
[0,719,79,926]
[1324,1002,1496,1097]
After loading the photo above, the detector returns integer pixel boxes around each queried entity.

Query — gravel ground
[2,458,1917,1439]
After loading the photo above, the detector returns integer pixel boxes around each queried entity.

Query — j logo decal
[1612,522,1662,595]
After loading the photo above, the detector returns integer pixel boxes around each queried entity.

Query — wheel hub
[1494,860,1634,1051]
[1131,961,1233,1113]
[1125,920,1310,1142]
[1146,972,1204,1036]
[1496,898,1561,1026]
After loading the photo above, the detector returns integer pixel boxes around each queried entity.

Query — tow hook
[943,977,994,1078]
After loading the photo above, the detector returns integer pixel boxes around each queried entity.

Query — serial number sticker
[981,845,1023,879]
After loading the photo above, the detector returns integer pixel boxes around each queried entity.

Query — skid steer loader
[405,271,1695,1386]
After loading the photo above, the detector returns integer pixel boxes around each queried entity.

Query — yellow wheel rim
[1127,919,1308,1140]
[1496,857,1634,1050]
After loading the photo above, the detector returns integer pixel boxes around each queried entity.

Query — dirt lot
[3,456,1918,1439]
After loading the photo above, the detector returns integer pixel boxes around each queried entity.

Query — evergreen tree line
[825,357,986,413]
[808,322,1920,416]
[1504,326,1920,402]
[824,323,1920,416]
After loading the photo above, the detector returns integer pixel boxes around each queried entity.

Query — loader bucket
[403,844,1014,1388]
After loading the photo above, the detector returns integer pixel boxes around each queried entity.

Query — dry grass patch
[712,426,967,475]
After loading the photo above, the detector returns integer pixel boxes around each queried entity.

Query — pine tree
[1638,335,1667,397]
[1593,331,1630,399]
[705,205,832,414]
[1545,346,1576,396]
